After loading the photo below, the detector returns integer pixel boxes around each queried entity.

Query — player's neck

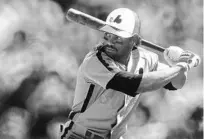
[114,51,131,66]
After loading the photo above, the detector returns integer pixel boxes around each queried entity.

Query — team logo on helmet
[109,15,122,24]
[113,15,122,23]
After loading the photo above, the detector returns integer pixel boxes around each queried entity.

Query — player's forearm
[106,65,186,97]
[137,66,186,93]
[170,70,187,89]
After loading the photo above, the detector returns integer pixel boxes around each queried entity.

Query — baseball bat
[66,8,165,52]
[66,8,200,67]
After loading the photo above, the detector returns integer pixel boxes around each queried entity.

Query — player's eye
[116,36,122,42]
[104,33,112,40]
[104,33,122,44]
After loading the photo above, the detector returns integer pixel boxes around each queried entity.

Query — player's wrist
[176,62,189,71]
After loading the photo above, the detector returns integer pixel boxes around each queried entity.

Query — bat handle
[140,39,165,52]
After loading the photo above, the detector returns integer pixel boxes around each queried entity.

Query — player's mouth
[104,44,117,52]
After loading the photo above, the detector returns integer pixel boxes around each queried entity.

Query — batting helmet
[100,8,141,38]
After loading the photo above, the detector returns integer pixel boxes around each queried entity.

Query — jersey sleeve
[138,47,159,72]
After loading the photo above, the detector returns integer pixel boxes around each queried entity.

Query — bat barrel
[66,8,106,29]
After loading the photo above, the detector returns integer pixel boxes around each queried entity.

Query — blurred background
[0,0,202,139]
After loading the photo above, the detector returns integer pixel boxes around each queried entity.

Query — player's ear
[131,34,141,46]
[129,36,137,46]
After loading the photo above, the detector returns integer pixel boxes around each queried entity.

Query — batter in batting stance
[60,8,198,139]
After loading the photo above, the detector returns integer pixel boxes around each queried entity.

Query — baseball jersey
[67,44,176,137]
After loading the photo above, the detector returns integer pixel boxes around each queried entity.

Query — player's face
[103,33,134,58]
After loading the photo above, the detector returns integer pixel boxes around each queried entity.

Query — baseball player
[60,8,197,139]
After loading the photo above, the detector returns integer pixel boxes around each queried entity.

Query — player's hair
[94,42,106,51]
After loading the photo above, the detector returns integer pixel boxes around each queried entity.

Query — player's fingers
[179,51,195,62]
[179,55,191,61]
[188,54,201,67]
[180,51,193,58]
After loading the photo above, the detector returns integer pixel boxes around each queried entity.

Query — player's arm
[83,50,190,97]
[106,64,187,96]
[157,62,187,90]
[136,46,196,93]
[106,47,194,96]
[136,64,186,93]
[161,46,199,89]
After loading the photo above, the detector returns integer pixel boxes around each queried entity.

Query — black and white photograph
[0,0,202,139]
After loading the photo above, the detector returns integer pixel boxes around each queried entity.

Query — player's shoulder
[134,47,159,71]
[82,46,114,70]
[81,49,98,71]
[83,49,111,63]
[83,49,97,62]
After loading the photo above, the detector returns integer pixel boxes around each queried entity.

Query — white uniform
[60,44,177,139]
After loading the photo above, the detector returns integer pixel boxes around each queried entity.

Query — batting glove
[176,51,201,71]
[163,46,184,66]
